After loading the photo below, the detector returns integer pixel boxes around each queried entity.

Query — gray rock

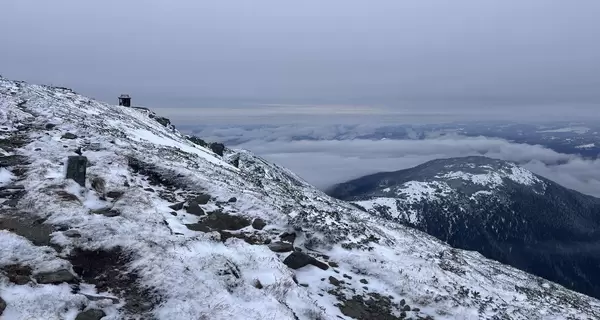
[91,208,120,217]
[329,276,341,286]
[268,241,294,252]
[0,296,5,315]
[251,218,267,230]
[61,132,78,139]
[359,278,368,284]
[283,252,329,270]
[106,191,124,199]
[34,269,77,284]
[185,203,205,216]
[227,197,237,203]
[75,309,106,320]
[168,202,185,211]
[191,194,211,205]
[66,156,87,187]
[2,264,32,285]
[63,229,82,238]
[45,123,56,130]
[186,213,251,232]
[91,177,106,194]
[280,232,296,244]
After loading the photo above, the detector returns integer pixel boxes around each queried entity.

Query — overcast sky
[1,1,600,124]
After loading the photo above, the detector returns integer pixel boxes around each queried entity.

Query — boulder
[268,241,294,253]
[209,143,225,156]
[185,203,205,216]
[168,202,185,211]
[283,252,329,270]
[191,194,211,205]
[34,269,77,284]
[75,309,106,320]
[251,218,266,230]
[186,213,251,232]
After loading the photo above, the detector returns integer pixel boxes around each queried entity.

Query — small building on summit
[118,94,131,107]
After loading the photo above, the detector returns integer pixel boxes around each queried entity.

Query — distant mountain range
[328,156,600,299]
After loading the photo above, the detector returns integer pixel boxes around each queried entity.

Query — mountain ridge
[328,156,600,301]
[1,77,599,319]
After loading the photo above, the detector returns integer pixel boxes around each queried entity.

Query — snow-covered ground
[1,77,599,319]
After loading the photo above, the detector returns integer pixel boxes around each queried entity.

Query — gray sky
[1,0,600,124]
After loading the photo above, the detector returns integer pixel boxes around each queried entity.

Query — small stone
[363,286,368,290]
[321,278,325,281]
[328,261,339,268]
[399,299,405,306]
[2,264,32,285]
[227,197,237,203]
[328,276,341,286]
[268,241,294,252]
[400,311,406,318]
[61,132,78,139]
[168,202,185,211]
[144,187,154,192]
[63,229,82,238]
[251,218,267,230]
[263,238,271,244]
[74,308,106,320]
[359,279,368,284]
[343,274,352,279]
[412,307,420,312]
[45,123,56,130]
[91,208,120,217]
[34,269,77,284]
[34,148,41,151]
[402,305,411,312]
[170,212,177,216]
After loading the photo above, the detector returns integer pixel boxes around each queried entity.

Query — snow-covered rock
[1,77,599,319]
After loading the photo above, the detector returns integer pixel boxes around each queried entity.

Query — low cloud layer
[234,135,600,197]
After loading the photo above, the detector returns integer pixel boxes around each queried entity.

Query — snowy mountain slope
[0,77,599,320]
[328,156,600,301]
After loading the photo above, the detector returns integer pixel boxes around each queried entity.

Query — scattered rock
[268,241,294,252]
[282,252,329,270]
[34,269,77,284]
[168,202,185,211]
[0,215,55,247]
[0,155,29,167]
[328,261,339,268]
[280,232,296,244]
[81,293,120,304]
[0,296,5,315]
[399,299,405,306]
[61,132,78,139]
[143,187,154,192]
[402,305,411,312]
[329,276,341,286]
[343,274,352,279]
[227,197,237,203]
[74,308,106,320]
[300,283,309,287]
[412,307,420,312]
[45,123,56,130]
[253,279,263,289]
[251,218,267,230]
[360,278,368,284]
[170,212,177,216]
[69,247,158,316]
[2,264,32,285]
